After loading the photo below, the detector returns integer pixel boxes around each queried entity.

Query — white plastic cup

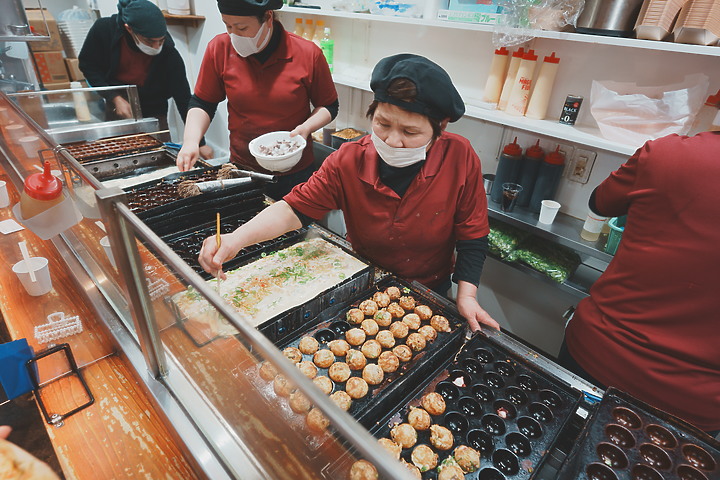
[167,0,191,14]
[100,236,116,268]
[5,124,26,141]
[0,107,11,125]
[18,135,41,158]
[539,200,561,224]
[0,181,9,208]
[12,257,52,296]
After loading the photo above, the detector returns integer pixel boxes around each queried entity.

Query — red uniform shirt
[194,23,337,174]
[284,132,490,289]
[115,36,152,87]
[566,132,720,431]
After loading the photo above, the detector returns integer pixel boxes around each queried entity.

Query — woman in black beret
[198,54,498,332]
[177,0,339,199]
[78,0,212,157]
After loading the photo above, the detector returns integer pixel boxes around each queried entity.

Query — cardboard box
[25,9,63,52]
[32,51,70,84]
[64,58,84,81]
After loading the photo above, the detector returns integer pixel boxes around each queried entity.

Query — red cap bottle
[20,161,64,219]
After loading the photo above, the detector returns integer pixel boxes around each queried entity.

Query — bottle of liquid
[71,81,91,122]
[529,145,565,212]
[302,19,315,41]
[580,211,608,242]
[506,49,538,117]
[320,27,334,73]
[482,46,510,105]
[525,52,561,120]
[293,17,304,37]
[498,47,525,111]
[688,90,720,135]
[312,20,325,46]
[20,160,64,219]
[516,140,544,207]
[490,137,523,204]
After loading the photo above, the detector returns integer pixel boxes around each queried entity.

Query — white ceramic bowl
[248,131,306,173]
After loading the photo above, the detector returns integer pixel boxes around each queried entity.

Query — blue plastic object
[0,339,35,399]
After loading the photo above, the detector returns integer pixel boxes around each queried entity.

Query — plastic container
[529,146,565,212]
[293,17,304,37]
[302,19,314,41]
[580,211,608,242]
[482,47,510,104]
[167,0,191,15]
[506,49,538,117]
[490,137,523,204]
[604,216,625,254]
[525,52,561,120]
[19,161,64,219]
[312,20,325,46]
[71,81,91,122]
[249,131,306,173]
[498,47,525,111]
[319,27,334,73]
[516,140,544,207]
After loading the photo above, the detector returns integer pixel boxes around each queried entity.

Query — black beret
[217,0,283,16]
[370,54,465,122]
[117,0,166,38]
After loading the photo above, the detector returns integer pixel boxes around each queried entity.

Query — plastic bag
[488,218,529,258]
[590,74,710,147]
[506,236,581,283]
[493,0,585,47]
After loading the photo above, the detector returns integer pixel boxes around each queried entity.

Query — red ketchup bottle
[20,161,63,219]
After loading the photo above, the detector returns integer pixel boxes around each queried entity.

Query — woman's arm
[290,106,332,140]
[456,281,500,332]
[177,108,212,171]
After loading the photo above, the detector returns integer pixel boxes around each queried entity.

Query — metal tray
[81,148,178,181]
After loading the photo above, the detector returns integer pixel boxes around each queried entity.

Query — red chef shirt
[115,36,152,87]
[566,132,720,431]
[193,23,337,174]
[284,132,490,289]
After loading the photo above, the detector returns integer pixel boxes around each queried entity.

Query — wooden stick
[216,212,221,295]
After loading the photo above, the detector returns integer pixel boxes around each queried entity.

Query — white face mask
[132,34,163,56]
[371,130,430,168]
[229,22,270,57]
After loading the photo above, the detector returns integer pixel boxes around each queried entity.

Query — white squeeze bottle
[312,20,325,46]
[525,52,561,120]
[498,47,525,111]
[71,81,92,122]
[506,49,538,117]
[482,46,510,105]
[293,17,304,37]
[302,19,315,41]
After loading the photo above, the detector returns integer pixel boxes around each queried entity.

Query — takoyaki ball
[402,313,422,330]
[328,362,351,383]
[330,390,352,411]
[345,328,366,346]
[386,286,402,300]
[313,375,333,395]
[328,339,351,357]
[411,444,438,472]
[345,377,369,399]
[399,295,416,311]
[377,351,400,373]
[378,438,402,460]
[346,349,367,370]
[297,361,318,379]
[414,305,433,321]
[349,460,378,480]
[358,299,378,316]
[373,310,393,327]
[360,319,379,336]
[453,445,481,473]
[361,339,382,359]
[387,302,405,319]
[390,423,418,449]
[282,346,303,364]
[372,291,391,308]
[422,392,446,416]
[438,465,465,480]
[306,407,329,434]
[406,332,427,352]
[259,361,278,381]
[298,336,319,355]
[418,325,438,343]
[401,460,423,480]
[289,391,312,414]
[376,330,396,349]
[389,321,409,339]
[430,315,451,332]
[346,308,365,325]
[430,424,454,450]
[273,374,294,397]
[313,349,335,368]
[362,364,384,385]
[407,407,432,431]
[393,344,413,363]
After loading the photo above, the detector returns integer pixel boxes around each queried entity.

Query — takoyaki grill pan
[63,133,163,162]
[557,387,719,480]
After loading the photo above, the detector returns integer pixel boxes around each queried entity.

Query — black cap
[370,54,465,122]
[217,0,283,16]
[117,0,166,38]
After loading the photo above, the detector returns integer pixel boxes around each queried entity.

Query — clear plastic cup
[501,183,523,212]
[12,257,52,296]
[0,180,9,208]
[539,200,561,224]
[18,135,41,158]
[5,124,26,141]
[100,236,116,268]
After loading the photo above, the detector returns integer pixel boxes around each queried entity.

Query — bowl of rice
[249,131,306,172]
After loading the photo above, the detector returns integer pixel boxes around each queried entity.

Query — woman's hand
[456,281,500,332]
[112,96,133,118]
[198,231,247,280]
[177,143,199,171]
[289,124,310,140]
[199,144,214,160]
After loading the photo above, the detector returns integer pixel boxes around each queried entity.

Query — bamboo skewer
[216,212,222,296]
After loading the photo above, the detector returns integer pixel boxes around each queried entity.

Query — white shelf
[331,73,639,156]
[279,6,720,57]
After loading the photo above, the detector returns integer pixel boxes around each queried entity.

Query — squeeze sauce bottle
[529,146,565,213]
[294,17,304,37]
[302,19,315,41]
[688,89,720,135]
[482,47,510,105]
[525,52,561,120]
[516,140,544,207]
[498,48,525,111]
[490,137,523,204]
[20,160,64,219]
[312,20,325,46]
[506,49,538,117]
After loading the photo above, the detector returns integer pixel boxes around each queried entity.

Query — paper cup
[100,236,116,268]
[0,181,9,208]
[18,135,41,158]
[5,124,26,141]
[12,257,52,296]
[539,200,561,224]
